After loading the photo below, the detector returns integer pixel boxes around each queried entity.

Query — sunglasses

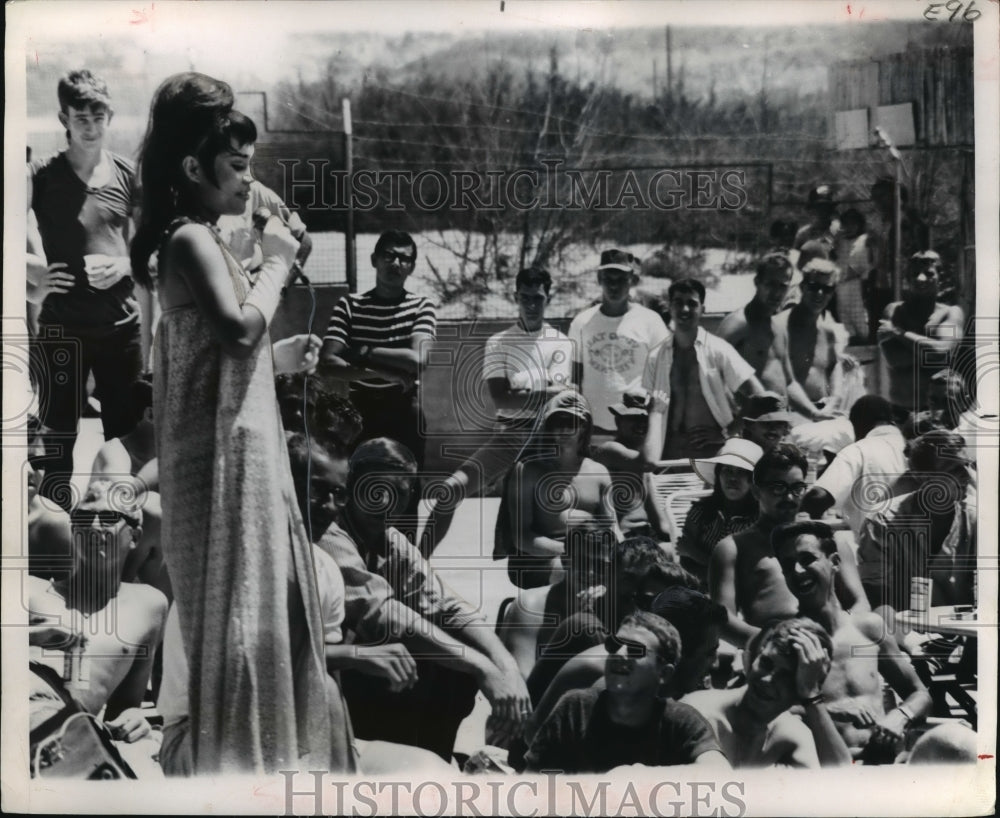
[604,634,647,659]
[756,481,809,498]
[803,282,835,295]
[70,509,138,528]
[378,250,416,265]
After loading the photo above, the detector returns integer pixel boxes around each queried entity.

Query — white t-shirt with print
[568,303,669,429]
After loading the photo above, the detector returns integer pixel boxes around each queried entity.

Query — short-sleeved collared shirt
[642,327,756,429]
[813,425,907,538]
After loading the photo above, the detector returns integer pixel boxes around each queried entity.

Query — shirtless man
[708,445,803,648]
[89,377,156,483]
[772,520,931,761]
[591,391,671,544]
[29,480,167,744]
[502,391,617,588]
[878,250,965,422]
[717,253,794,391]
[772,259,852,423]
[682,618,851,768]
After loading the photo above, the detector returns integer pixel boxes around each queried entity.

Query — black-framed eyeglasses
[755,481,809,498]
[604,634,647,659]
[70,509,138,529]
[803,282,835,295]
[378,250,416,266]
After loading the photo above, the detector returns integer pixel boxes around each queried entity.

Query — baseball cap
[598,249,637,274]
[691,438,764,485]
[609,389,652,418]
[808,185,834,205]
[543,390,592,423]
[741,392,796,423]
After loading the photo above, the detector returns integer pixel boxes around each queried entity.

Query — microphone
[254,206,309,288]
[252,206,272,233]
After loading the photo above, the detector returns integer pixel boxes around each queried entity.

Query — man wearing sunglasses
[524,611,729,773]
[320,230,436,472]
[28,480,167,762]
[771,259,856,426]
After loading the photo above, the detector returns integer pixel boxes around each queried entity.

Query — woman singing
[131,72,353,774]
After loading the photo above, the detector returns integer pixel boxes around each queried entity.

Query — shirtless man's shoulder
[717,309,748,342]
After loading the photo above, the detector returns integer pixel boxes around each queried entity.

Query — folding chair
[663,486,713,544]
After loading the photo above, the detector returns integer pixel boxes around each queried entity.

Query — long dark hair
[130,72,256,288]
[709,463,758,517]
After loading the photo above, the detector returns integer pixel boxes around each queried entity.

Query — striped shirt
[324,288,436,390]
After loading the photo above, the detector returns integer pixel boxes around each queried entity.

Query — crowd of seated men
[25,229,980,778]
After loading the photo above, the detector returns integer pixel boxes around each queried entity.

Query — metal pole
[892,159,902,302]
[343,97,356,293]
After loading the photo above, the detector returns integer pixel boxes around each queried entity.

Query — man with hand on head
[683,617,851,768]
[772,521,931,762]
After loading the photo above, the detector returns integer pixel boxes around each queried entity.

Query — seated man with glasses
[524,611,729,773]
[28,479,168,767]
[709,445,808,649]
[710,444,871,651]
[319,230,436,470]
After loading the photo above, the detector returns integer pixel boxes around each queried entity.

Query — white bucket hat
[691,438,764,486]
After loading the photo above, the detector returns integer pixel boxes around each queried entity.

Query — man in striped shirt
[319,230,436,468]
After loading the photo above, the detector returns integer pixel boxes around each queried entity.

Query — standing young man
[569,249,669,441]
[28,70,144,509]
[319,230,436,468]
[641,278,764,461]
[878,250,965,423]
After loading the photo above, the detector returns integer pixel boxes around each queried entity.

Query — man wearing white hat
[568,249,669,440]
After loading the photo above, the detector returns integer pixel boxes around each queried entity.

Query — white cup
[83,253,113,278]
